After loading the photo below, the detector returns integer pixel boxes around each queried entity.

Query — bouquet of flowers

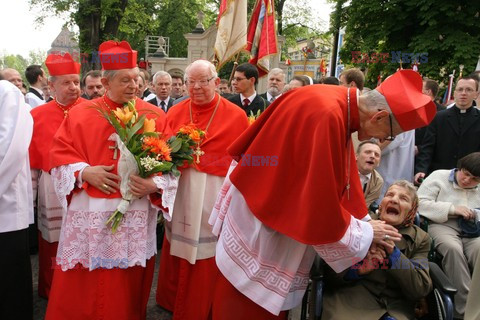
[95,100,204,232]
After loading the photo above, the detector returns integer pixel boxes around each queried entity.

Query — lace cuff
[51,162,89,212]
[152,173,179,221]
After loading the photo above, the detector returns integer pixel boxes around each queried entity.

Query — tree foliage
[29,0,328,73]
[334,0,480,88]
[0,50,48,82]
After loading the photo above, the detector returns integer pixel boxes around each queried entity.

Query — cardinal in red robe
[45,41,172,320]
[29,52,86,299]
[209,70,437,319]
[155,59,249,319]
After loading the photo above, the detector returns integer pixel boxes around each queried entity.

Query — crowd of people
[1,39,480,320]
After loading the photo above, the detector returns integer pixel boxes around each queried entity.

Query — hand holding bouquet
[95,100,204,232]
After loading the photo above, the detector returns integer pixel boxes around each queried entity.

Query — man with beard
[259,68,285,102]
[81,70,105,99]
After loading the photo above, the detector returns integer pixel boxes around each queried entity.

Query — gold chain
[54,97,79,118]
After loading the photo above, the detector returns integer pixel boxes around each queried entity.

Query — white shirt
[143,92,156,101]
[25,86,45,108]
[240,92,257,105]
[0,81,34,233]
[266,92,281,102]
[155,96,171,112]
[359,172,372,188]
[377,130,415,196]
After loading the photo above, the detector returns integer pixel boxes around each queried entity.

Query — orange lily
[143,118,156,133]
[113,106,134,124]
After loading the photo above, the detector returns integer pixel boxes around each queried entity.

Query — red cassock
[156,94,249,319]
[228,86,367,245]
[211,86,368,317]
[29,97,86,298]
[45,96,171,320]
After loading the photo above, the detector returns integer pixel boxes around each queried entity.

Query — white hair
[152,70,172,84]
[268,68,285,79]
[361,89,390,111]
[361,89,403,130]
[184,60,218,81]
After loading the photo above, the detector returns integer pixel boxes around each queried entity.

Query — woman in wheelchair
[417,152,480,319]
[322,181,432,320]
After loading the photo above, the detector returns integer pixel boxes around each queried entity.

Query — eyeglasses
[385,114,396,141]
[232,77,247,82]
[185,77,214,87]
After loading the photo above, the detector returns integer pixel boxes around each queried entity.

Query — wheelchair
[300,213,457,320]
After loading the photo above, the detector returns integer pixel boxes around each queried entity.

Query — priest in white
[0,80,34,319]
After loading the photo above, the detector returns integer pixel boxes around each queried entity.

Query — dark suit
[28,87,43,100]
[147,96,173,112]
[259,92,281,103]
[415,105,480,175]
[227,94,269,115]
[415,101,446,149]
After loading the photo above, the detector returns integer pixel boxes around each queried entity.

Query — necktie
[363,182,368,193]
[160,100,166,112]
[243,98,250,109]
[270,96,276,102]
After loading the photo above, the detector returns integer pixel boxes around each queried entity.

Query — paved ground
[32,253,172,320]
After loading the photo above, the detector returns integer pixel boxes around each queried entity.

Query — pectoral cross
[179,215,191,232]
[109,141,119,160]
[193,145,205,164]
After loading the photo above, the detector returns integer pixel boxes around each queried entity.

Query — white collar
[267,92,281,101]
[240,92,257,104]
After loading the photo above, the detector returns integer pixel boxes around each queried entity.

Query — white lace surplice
[52,163,161,271]
[210,163,373,316]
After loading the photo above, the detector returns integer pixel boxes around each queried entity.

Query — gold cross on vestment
[193,145,205,164]
[109,142,119,160]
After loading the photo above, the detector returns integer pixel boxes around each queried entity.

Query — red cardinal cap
[99,40,137,70]
[377,69,436,131]
[45,52,81,76]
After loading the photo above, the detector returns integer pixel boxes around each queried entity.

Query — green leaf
[127,114,146,143]
[169,137,183,153]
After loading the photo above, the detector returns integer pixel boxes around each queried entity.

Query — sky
[0,0,333,57]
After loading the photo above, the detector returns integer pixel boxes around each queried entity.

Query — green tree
[154,0,217,58]
[30,0,161,72]
[333,0,480,88]
[0,50,48,83]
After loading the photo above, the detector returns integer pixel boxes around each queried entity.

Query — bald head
[0,68,23,90]
[185,60,219,105]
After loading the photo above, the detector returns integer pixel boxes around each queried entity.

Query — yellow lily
[143,118,156,133]
[113,106,134,124]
